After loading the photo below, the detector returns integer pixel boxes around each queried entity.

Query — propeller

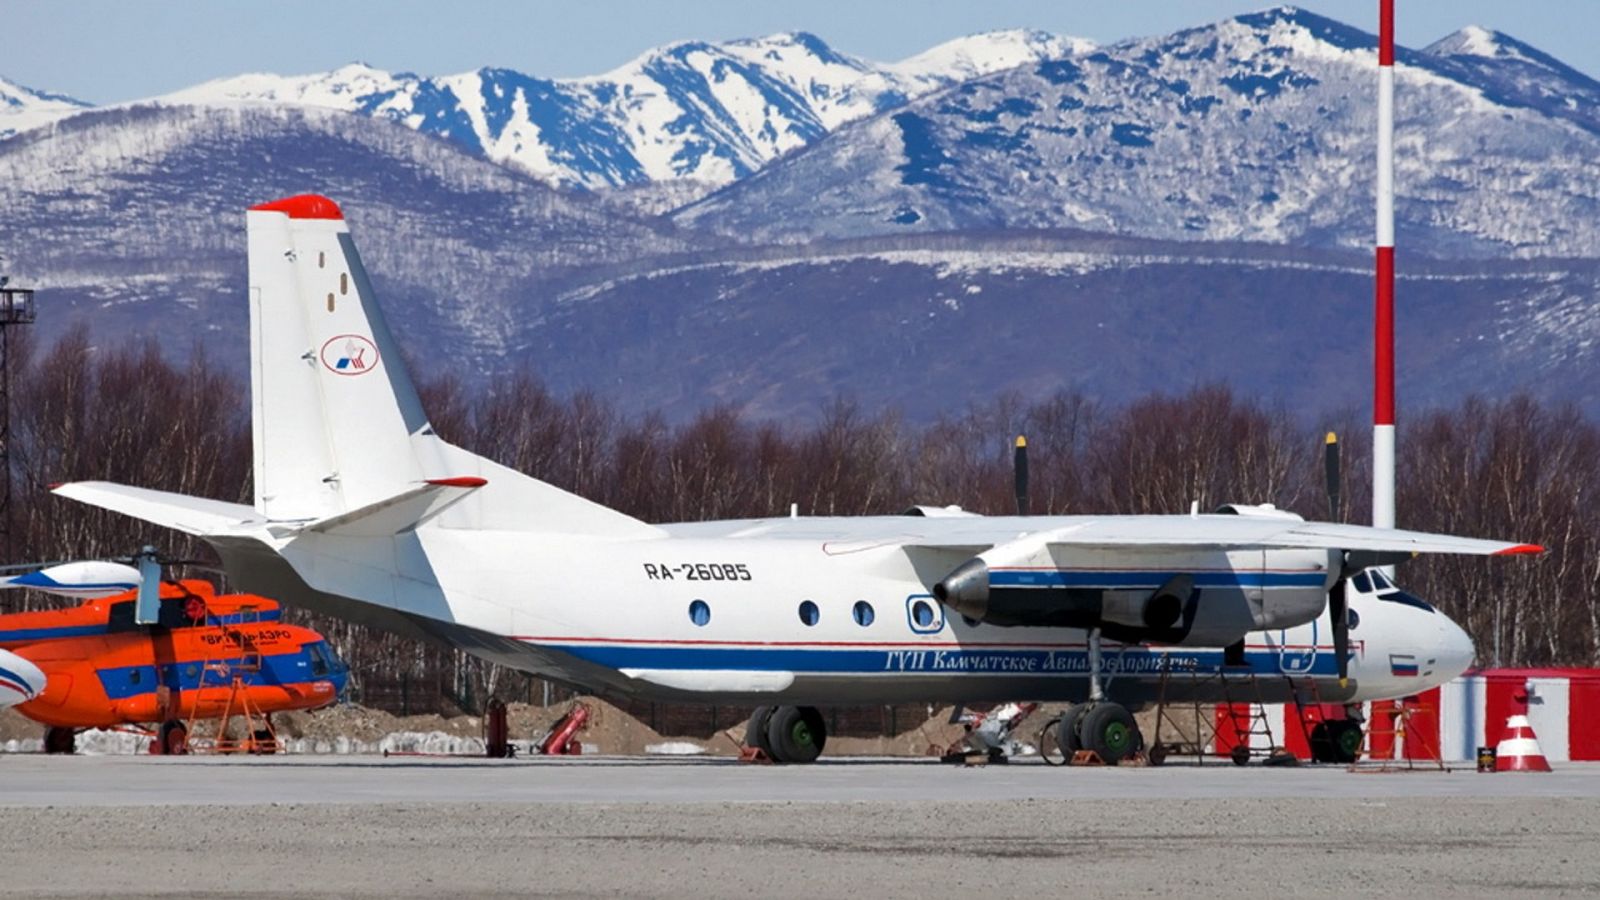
[1013,435,1029,516]
[1321,433,1412,685]
[1324,431,1341,522]
[1323,431,1350,685]
[0,550,219,622]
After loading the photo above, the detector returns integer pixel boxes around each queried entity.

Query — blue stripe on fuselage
[543,642,1341,678]
[989,570,1326,589]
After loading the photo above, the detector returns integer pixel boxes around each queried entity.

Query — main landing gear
[1054,627,1144,764]
[745,705,827,764]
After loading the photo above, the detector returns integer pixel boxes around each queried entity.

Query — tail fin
[247,195,658,538]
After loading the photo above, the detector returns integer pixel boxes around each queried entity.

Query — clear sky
[7,1,1598,104]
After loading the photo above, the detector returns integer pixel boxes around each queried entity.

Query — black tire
[1057,703,1090,756]
[160,720,188,756]
[1308,722,1334,763]
[765,705,826,764]
[1230,744,1251,766]
[1079,703,1141,764]
[1331,720,1364,764]
[1038,716,1068,766]
[1147,743,1169,767]
[43,726,75,755]
[745,706,776,757]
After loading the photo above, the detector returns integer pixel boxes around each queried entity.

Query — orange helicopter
[0,561,348,754]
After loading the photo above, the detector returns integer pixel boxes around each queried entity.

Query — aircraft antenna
[0,257,36,563]
[1373,0,1397,561]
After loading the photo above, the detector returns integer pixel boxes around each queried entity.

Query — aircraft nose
[1435,613,1476,683]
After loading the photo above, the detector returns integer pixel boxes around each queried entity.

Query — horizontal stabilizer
[305,477,486,537]
[52,482,262,536]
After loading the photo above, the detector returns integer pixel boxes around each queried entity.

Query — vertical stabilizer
[247,195,433,519]
[245,194,660,539]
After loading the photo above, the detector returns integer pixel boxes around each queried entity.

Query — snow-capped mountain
[1,9,1597,423]
[0,76,90,139]
[677,8,1600,258]
[139,30,1091,191]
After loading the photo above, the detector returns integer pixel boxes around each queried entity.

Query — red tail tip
[249,194,344,220]
[426,477,488,488]
[1494,544,1545,556]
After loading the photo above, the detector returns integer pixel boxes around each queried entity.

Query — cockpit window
[1378,589,1436,613]
[308,642,332,676]
[1352,572,1372,594]
[1371,571,1394,591]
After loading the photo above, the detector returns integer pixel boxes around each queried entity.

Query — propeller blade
[1330,578,1350,687]
[1324,431,1341,522]
[1013,435,1029,517]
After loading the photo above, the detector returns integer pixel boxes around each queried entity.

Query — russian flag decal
[1389,654,1419,677]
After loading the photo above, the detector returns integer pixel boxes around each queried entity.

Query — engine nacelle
[932,539,1331,647]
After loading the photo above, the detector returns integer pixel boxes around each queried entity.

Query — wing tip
[1495,543,1545,556]
[426,476,487,488]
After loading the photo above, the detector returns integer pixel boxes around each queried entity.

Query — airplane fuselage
[218,514,1475,709]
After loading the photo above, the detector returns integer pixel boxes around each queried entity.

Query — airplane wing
[903,515,1541,557]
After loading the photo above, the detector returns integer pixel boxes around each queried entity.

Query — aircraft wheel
[43,726,75,755]
[1079,703,1140,764]
[765,705,826,764]
[160,720,189,756]
[1230,744,1251,766]
[745,706,776,758]
[1308,722,1334,763]
[1331,720,1364,764]
[1057,703,1089,756]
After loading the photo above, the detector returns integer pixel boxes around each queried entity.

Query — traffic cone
[1494,715,1552,772]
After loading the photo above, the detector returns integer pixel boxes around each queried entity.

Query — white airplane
[55,195,1540,764]
[0,648,46,710]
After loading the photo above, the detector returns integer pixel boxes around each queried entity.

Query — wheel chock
[738,746,774,764]
[1070,750,1105,766]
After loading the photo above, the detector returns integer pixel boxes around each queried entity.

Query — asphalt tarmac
[2,756,1596,898]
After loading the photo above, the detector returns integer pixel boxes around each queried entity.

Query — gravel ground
[1,759,1596,898]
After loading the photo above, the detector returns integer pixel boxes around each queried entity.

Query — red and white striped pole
[1374,0,1396,542]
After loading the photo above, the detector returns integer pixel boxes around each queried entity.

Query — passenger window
[852,601,874,627]
[907,596,944,634]
[689,599,711,626]
[798,601,819,626]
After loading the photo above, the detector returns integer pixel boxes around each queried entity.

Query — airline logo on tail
[321,335,379,375]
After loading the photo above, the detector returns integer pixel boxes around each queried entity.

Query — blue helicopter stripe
[0,625,106,642]
[0,610,280,644]
[93,649,348,700]
[988,571,1327,589]
[545,643,1341,678]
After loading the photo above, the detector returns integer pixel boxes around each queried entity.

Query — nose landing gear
[744,705,827,764]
